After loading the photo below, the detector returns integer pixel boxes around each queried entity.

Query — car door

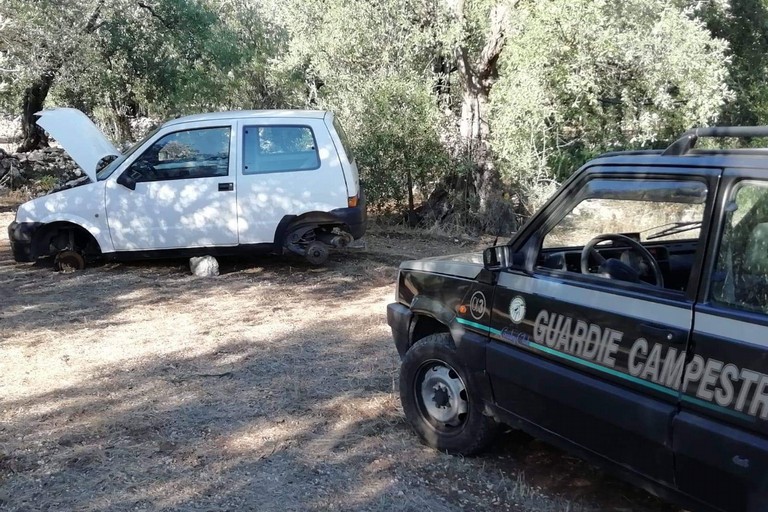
[485,168,718,485]
[235,118,348,244]
[106,123,238,251]
[674,170,768,512]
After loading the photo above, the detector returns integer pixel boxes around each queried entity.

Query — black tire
[54,250,85,272]
[399,333,499,455]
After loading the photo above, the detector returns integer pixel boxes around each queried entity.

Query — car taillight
[348,195,358,208]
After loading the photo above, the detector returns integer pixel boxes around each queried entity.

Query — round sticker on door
[469,291,486,320]
[509,296,526,324]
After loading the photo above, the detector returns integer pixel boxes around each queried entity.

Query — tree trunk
[452,2,512,215]
[406,167,418,227]
[16,70,56,152]
[113,112,134,144]
[459,83,489,142]
[16,0,106,152]
[459,85,498,214]
[109,94,135,143]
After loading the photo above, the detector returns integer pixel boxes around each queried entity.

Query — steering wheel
[129,159,160,182]
[580,234,664,288]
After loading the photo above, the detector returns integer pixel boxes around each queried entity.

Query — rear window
[242,125,320,174]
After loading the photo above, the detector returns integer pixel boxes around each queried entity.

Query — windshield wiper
[646,221,702,240]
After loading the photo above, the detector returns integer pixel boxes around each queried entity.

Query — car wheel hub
[419,364,468,427]
[54,250,85,272]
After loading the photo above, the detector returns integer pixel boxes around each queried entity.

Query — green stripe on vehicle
[457,318,753,422]
[680,395,752,421]
[528,341,678,397]
[456,317,502,335]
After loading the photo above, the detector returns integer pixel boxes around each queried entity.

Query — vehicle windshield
[543,179,708,249]
[96,127,161,181]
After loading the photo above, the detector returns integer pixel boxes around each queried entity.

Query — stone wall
[0,147,84,198]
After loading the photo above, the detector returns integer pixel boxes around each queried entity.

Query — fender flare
[408,296,455,349]
[35,214,113,254]
[410,296,456,327]
[410,295,488,372]
[273,211,350,247]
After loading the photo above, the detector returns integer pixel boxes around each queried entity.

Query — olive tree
[489,0,731,212]
[0,0,261,148]
[0,0,107,150]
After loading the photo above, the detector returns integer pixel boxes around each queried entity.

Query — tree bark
[453,2,512,214]
[17,70,56,152]
[109,93,136,143]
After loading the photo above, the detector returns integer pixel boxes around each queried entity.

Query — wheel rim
[55,251,85,272]
[415,361,469,430]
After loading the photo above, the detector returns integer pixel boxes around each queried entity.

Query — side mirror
[483,245,525,270]
[117,172,136,191]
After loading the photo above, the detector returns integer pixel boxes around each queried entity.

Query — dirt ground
[0,209,682,512]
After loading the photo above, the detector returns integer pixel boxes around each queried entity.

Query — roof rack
[663,126,768,156]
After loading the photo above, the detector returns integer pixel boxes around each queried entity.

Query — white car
[8,108,366,270]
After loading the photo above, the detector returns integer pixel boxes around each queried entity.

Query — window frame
[708,178,768,315]
[124,125,232,183]
[541,178,708,250]
[241,124,321,175]
[512,167,719,303]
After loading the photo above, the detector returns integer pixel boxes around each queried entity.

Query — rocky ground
[0,209,682,512]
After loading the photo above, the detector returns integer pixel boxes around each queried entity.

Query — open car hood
[36,108,119,182]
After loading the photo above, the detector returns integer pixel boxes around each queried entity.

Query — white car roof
[165,110,329,127]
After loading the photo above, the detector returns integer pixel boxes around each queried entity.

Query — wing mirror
[116,172,136,191]
[483,245,525,270]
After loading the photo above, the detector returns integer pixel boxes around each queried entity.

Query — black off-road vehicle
[388,127,768,512]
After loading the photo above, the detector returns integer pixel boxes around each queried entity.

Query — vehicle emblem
[509,296,526,324]
[469,291,486,320]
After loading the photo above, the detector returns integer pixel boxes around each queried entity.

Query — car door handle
[218,182,234,192]
[639,323,685,344]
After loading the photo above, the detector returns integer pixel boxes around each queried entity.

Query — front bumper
[387,302,413,359]
[7,221,43,262]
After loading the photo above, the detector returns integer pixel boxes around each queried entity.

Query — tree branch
[476,3,514,83]
[83,0,106,34]
[137,1,173,29]
[454,46,473,85]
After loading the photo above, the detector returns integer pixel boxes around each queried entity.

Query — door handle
[639,323,685,344]
[218,182,234,192]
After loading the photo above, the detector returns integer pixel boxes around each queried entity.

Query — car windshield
[96,127,161,181]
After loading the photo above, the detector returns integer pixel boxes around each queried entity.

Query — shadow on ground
[0,225,678,512]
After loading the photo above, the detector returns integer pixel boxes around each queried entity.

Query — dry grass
[0,211,679,512]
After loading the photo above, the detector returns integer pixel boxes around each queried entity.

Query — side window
[126,127,230,182]
[711,181,768,313]
[242,125,320,174]
[539,179,708,292]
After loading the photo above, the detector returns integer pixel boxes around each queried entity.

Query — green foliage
[267,0,456,208]
[1,0,273,141]
[36,175,58,191]
[489,0,731,210]
[341,77,452,209]
[0,0,751,224]
[698,0,768,128]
